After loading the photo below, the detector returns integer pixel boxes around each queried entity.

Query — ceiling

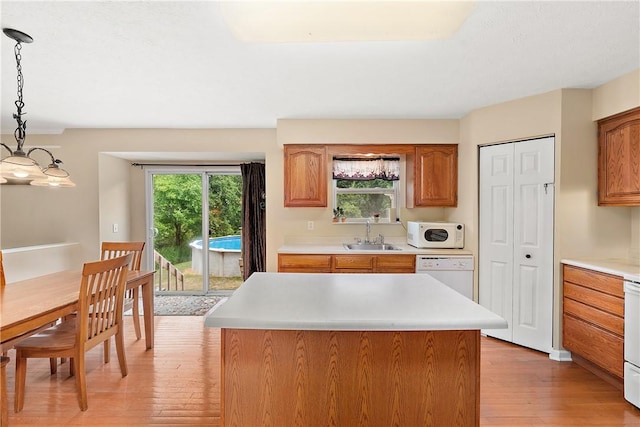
[1,1,639,135]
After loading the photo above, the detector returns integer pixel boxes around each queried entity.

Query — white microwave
[407,221,465,249]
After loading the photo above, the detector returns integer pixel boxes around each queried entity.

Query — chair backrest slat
[78,254,132,348]
[101,242,145,271]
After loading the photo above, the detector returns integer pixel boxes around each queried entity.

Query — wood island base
[220,328,480,427]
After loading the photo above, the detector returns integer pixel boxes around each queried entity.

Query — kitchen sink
[343,243,401,251]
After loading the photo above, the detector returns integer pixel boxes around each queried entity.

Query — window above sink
[333,156,399,223]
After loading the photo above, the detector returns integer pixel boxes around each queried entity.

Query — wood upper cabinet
[284,145,328,207]
[413,145,458,207]
[283,143,460,208]
[598,107,640,206]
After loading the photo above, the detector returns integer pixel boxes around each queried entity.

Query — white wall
[99,153,132,243]
[1,129,276,268]
[592,69,640,121]
[591,68,640,263]
[2,243,82,282]
[1,69,638,286]
[458,87,635,350]
[274,118,460,251]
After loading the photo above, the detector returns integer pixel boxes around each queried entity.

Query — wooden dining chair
[0,251,9,426]
[1,355,9,426]
[1,250,59,376]
[13,253,132,412]
[0,250,5,288]
[101,242,145,360]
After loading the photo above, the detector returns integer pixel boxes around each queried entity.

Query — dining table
[1,269,156,350]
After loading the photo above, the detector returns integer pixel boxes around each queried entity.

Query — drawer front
[563,297,624,336]
[563,265,623,298]
[333,269,376,274]
[278,254,332,272]
[376,255,416,272]
[624,363,640,408]
[563,282,624,317]
[334,255,374,270]
[563,314,623,379]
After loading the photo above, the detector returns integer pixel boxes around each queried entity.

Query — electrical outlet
[112,223,119,233]
[307,221,314,230]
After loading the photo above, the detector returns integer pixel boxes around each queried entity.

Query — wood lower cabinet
[333,255,375,273]
[376,254,416,273]
[562,264,624,381]
[598,107,640,206]
[278,253,416,273]
[278,254,332,273]
[221,328,480,427]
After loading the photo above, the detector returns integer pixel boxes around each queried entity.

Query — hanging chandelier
[1,28,75,187]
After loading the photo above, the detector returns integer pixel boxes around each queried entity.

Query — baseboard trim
[549,349,572,362]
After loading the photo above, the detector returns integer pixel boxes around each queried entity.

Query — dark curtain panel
[240,163,266,280]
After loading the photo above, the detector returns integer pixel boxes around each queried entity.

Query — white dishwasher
[415,255,474,300]
[624,276,640,408]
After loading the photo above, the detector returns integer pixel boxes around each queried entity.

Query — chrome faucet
[364,219,371,243]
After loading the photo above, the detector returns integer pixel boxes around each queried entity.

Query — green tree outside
[336,178,392,218]
[208,175,242,236]
[153,173,242,264]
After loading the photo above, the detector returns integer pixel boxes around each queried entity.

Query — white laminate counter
[205,272,507,331]
[561,258,640,282]
[278,242,472,256]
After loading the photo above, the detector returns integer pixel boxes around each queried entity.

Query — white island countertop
[205,272,507,331]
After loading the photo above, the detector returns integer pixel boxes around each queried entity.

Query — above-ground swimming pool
[189,235,241,277]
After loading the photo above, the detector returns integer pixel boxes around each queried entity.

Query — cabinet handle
[525,254,532,259]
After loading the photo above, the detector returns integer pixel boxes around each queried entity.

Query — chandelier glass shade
[1,27,75,187]
[0,152,46,180]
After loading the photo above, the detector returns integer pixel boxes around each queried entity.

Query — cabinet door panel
[563,265,623,298]
[563,282,624,317]
[598,107,640,206]
[563,297,624,336]
[563,314,623,379]
[333,255,374,271]
[414,145,458,207]
[376,255,415,273]
[284,145,328,207]
[278,254,332,273]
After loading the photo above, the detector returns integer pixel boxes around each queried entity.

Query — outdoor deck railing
[154,250,185,291]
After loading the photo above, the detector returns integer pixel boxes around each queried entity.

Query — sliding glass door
[145,167,243,295]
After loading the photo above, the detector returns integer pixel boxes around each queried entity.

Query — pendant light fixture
[1,28,75,187]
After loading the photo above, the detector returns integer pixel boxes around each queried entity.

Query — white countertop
[205,272,507,331]
[278,242,472,256]
[561,258,640,282]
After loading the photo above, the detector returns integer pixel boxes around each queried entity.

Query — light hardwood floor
[2,316,640,426]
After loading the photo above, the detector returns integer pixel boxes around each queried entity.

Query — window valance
[332,157,400,181]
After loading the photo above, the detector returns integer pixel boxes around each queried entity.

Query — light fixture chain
[15,41,24,106]
[12,40,26,150]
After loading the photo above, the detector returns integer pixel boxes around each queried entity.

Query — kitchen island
[205,272,507,427]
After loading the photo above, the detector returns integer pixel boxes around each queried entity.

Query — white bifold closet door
[479,136,554,353]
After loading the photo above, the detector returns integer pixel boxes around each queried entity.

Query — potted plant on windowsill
[333,207,345,223]
[372,212,380,223]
